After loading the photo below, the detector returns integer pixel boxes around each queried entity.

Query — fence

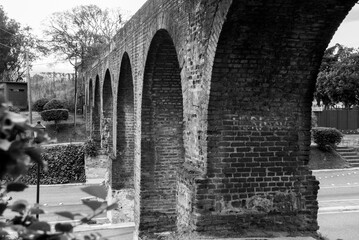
[315,109,359,130]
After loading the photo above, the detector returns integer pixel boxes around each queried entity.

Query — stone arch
[139,29,184,235]
[88,79,93,135]
[113,52,135,189]
[102,69,113,151]
[92,75,101,144]
[202,0,357,234]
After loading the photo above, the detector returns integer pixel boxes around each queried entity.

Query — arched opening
[140,29,184,234]
[92,75,101,144]
[102,69,113,151]
[312,4,359,240]
[88,79,93,136]
[114,52,134,189]
[203,0,355,234]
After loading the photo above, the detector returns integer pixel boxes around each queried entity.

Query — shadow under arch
[102,69,113,151]
[88,79,93,136]
[92,75,101,144]
[114,52,135,189]
[139,29,184,235]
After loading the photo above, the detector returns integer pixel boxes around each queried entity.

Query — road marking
[320,185,359,189]
[318,209,359,215]
[320,198,359,203]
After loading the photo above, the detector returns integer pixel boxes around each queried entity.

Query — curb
[26,182,102,188]
[74,222,135,232]
[312,167,359,173]
[318,205,359,213]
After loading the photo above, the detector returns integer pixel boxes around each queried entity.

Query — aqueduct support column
[177,0,356,238]
[139,29,185,237]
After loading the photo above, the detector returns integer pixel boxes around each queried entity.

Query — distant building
[0,82,28,109]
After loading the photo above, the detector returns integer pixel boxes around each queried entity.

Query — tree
[43,4,123,66]
[40,99,69,131]
[2,26,48,82]
[44,5,123,128]
[315,44,359,109]
[0,5,20,78]
[0,5,47,82]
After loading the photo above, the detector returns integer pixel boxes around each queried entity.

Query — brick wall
[80,0,357,238]
[87,79,93,135]
[93,76,101,143]
[113,52,135,189]
[103,70,113,151]
[140,29,185,234]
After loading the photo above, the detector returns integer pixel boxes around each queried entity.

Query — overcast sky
[1,1,359,73]
[1,0,147,73]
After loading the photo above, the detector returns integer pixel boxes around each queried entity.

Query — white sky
[1,1,359,73]
[1,0,147,73]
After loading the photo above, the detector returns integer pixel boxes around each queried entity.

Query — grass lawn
[308,145,351,170]
[21,111,87,143]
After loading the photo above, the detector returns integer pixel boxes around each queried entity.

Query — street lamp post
[34,121,46,219]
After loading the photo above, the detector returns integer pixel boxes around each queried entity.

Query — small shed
[0,82,28,109]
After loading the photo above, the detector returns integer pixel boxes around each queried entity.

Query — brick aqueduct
[81,0,357,239]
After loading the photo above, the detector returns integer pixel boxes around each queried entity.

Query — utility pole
[74,54,77,128]
[26,50,32,124]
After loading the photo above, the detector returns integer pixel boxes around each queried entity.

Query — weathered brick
[80,0,356,238]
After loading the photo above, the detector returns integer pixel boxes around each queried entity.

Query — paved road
[3,183,134,239]
[3,169,359,240]
[3,184,107,222]
[314,168,359,240]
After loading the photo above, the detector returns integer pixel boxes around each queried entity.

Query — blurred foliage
[0,94,116,239]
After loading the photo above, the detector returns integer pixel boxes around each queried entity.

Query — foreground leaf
[29,207,45,215]
[81,186,107,200]
[0,203,7,215]
[0,230,8,237]
[24,147,43,166]
[6,182,28,192]
[9,200,28,213]
[28,221,51,232]
[55,223,73,233]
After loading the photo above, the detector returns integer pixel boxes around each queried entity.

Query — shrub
[312,127,343,151]
[20,144,86,184]
[41,109,69,122]
[8,105,20,113]
[43,98,65,110]
[84,138,98,157]
[33,98,49,112]
[41,109,69,130]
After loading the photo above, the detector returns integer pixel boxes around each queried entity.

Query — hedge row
[40,109,69,122]
[20,144,86,184]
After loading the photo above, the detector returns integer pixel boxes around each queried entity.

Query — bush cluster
[8,105,20,113]
[43,98,66,110]
[32,98,50,112]
[84,138,98,157]
[312,127,343,151]
[20,144,86,184]
[40,109,69,122]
